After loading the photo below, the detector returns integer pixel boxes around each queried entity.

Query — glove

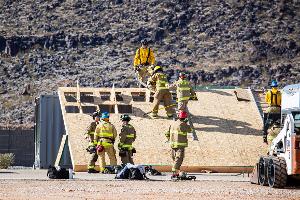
[132,148,136,154]
[191,96,198,100]
[118,143,123,150]
[135,64,143,72]
[86,146,96,154]
[164,132,170,141]
[263,136,268,144]
[96,145,104,153]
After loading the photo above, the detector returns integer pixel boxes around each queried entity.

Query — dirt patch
[0,179,299,200]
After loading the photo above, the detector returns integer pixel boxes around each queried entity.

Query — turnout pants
[120,150,134,165]
[152,89,175,116]
[178,100,189,112]
[88,152,98,169]
[266,106,281,114]
[98,146,117,171]
[137,65,152,83]
[171,148,185,171]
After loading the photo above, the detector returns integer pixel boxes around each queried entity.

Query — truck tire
[267,157,287,188]
[258,156,269,186]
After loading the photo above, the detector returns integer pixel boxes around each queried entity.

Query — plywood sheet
[58,87,267,171]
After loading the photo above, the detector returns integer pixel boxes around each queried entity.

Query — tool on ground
[171,172,196,181]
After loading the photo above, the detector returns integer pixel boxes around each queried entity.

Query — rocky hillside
[0,0,299,126]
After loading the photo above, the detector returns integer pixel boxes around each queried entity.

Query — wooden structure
[57,86,267,172]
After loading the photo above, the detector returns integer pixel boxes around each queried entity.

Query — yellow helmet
[153,66,163,73]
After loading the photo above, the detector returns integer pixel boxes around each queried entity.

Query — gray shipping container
[34,95,71,168]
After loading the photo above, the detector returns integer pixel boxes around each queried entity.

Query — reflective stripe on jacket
[85,121,97,135]
[176,79,196,102]
[155,73,169,91]
[168,120,191,149]
[85,121,98,144]
[119,124,136,150]
[95,121,117,147]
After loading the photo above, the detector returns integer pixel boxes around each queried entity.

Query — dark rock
[152,28,165,42]
[114,0,123,4]
[0,36,6,52]
[0,0,299,125]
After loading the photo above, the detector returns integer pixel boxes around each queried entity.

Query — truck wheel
[267,157,287,188]
[258,156,269,186]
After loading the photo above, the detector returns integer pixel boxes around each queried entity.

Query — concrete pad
[0,169,250,182]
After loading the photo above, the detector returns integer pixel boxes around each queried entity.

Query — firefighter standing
[85,111,101,173]
[265,80,281,114]
[147,66,175,118]
[118,114,136,165]
[170,73,197,112]
[165,111,191,176]
[133,39,156,82]
[95,112,117,173]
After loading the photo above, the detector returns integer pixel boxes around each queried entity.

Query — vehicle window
[295,127,300,135]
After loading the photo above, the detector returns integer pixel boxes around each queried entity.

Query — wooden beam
[73,164,254,173]
[54,135,68,166]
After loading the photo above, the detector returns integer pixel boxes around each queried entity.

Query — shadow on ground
[191,115,262,136]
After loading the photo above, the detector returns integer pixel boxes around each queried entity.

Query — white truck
[252,83,300,188]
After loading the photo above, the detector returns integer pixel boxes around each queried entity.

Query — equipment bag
[129,167,144,180]
[47,166,69,179]
[115,163,147,180]
[115,165,130,179]
[145,165,162,176]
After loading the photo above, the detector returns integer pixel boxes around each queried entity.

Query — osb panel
[58,87,267,171]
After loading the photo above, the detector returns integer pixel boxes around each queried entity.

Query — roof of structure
[57,87,266,171]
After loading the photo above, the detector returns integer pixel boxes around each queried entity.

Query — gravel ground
[0,170,300,200]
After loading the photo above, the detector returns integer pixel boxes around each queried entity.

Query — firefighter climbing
[169,72,197,112]
[147,66,175,118]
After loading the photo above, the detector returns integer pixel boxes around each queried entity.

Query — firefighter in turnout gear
[165,111,192,176]
[265,80,281,114]
[147,66,175,118]
[170,73,197,112]
[85,111,101,173]
[95,112,117,173]
[134,39,156,82]
[118,114,137,165]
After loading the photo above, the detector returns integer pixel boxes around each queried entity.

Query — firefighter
[118,114,136,165]
[85,111,101,173]
[95,112,117,173]
[133,39,156,82]
[265,80,281,114]
[147,66,175,118]
[165,111,191,177]
[267,121,281,151]
[170,72,197,112]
